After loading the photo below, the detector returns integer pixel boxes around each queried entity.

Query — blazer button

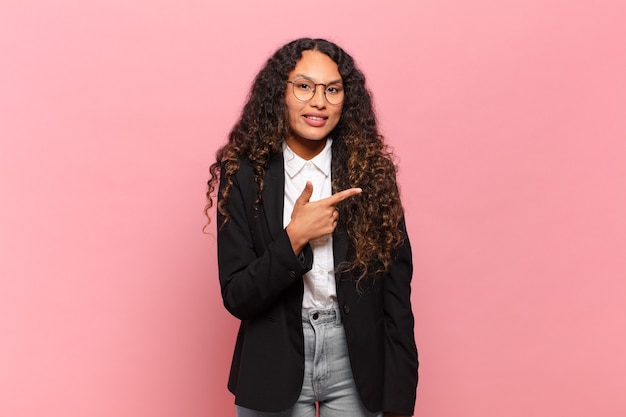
[343,304,350,315]
[288,270,296,278]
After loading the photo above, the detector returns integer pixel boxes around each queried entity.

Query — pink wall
[1,1,625,416]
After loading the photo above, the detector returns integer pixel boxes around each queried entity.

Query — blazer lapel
[262,153,285,240]
[333,225,349,271]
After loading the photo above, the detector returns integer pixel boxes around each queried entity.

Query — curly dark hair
[205,38,405,285]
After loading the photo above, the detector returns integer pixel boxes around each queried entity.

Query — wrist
[286,223,307,255]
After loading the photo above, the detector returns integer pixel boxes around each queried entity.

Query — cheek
[331,107,343,123]
[285,98,300,117]
[286,104,298,120]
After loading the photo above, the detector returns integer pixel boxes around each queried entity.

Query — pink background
[1,1,625,416]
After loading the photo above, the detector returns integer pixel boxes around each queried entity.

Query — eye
[326,84,343,95]
[295,80,314,91]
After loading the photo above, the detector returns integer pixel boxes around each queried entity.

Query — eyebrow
[293,74,343,84]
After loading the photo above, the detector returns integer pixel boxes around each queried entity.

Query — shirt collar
[283,139,333,179]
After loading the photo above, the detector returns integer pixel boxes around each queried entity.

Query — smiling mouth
[304,115,327,120]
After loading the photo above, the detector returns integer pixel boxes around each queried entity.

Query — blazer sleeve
[382,219,419,415]
[217,167,313,320]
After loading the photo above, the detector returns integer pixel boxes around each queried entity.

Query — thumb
[295,181,313,206]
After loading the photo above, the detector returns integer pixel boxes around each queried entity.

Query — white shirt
[283,139,337,309]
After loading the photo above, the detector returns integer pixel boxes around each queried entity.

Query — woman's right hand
[286,181,361,255]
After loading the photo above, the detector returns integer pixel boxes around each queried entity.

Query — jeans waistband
[302,307,342,325]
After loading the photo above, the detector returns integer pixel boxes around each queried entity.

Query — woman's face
[285,50,343,159]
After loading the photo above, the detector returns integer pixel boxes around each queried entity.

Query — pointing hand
[286,181,362,255]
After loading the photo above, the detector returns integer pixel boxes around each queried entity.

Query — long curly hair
[205,38,405,285]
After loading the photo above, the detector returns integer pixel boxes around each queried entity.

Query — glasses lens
[324,83,344,105]
[292,79,315,101]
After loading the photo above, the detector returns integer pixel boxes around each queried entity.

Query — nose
[309,85,327,108]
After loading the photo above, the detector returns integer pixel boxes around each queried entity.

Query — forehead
[289,50,341,82]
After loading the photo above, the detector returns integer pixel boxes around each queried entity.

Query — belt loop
[335,306,342,325]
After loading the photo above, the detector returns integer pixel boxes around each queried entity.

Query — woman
[205,38,418,417]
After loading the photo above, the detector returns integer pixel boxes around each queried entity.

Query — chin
[296,130,329,142]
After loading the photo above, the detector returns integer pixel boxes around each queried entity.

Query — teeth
[307,116,324,120]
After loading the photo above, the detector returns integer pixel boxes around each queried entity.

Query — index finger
[322,187,362,206]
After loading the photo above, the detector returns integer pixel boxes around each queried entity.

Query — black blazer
[217,153,418,415]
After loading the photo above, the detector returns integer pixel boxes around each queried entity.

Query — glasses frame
[286,78,344,105]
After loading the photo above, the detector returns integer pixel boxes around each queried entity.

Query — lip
[303,113,328,127]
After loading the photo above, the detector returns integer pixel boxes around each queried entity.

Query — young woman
[206,38,418,417]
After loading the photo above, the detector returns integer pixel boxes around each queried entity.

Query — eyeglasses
[286,78,344,105]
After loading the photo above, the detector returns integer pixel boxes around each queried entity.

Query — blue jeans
[236,308,382,417]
